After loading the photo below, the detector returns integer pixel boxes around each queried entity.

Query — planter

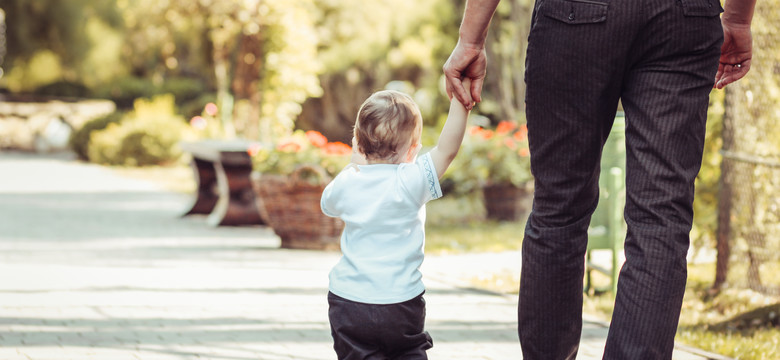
[482,182,533,221]
[252,166,343,250]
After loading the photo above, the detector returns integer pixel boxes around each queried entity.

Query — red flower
[190,116,207,130]
[277,140,302,152]
[469,126,483,136]
[324,141,352,156]
[504,138,517,150]
[247,142,262,157]
[204,102,218,116]
[306,130,328,148]
[514,125,528,142]
[518,148,530,157]
[480,129,495,140]
[496,121,517,135]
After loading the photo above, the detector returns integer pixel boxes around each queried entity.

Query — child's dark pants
[328,291,433,360]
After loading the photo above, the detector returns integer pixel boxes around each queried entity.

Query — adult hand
[443,41,487,110]
[714,22,752,89]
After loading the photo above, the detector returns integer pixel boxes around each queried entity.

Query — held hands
[715,22,753,89]
[459,77,475,109]
[443,41,486,110]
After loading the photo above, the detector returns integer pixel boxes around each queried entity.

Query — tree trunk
[713,89,736,290]
[297,70,385,144]
[231,33,264,140]
[212,34,236,139]
[483,0,532,122]
[713,172,732,290]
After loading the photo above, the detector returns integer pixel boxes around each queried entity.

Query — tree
[481,0,533,123]
[116,0,321,141]
[0,0,122,91]
[714,1,780,292]
[296,0,462,143]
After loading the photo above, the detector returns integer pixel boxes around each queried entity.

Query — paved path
[0,151,716,359]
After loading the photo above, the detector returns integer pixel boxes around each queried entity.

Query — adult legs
[518,0,635,358]
[602,1,723,358]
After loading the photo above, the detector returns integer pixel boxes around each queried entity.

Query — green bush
[34,81,91,98]
[87,94,195,166]
[68,111,124,161]
[95,76,210,111]
[95,76,161,109]
[180,93,217,120]
[161,77,207,106]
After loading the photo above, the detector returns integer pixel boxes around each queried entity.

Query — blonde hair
[354,90,422,162]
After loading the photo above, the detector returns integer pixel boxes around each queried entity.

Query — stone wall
[0,96,115,152]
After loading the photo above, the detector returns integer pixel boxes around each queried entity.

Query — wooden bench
[180,140,265,226]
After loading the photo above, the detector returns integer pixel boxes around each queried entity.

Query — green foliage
[256,0,323,141]
[110,0,322,140]
[0,0,122,90]
[480,0,534,122]
[68,111,124,161]
[690,90,725,253]
[2,50,64,92]
[33,81,91,98]
[92,76,207,110]
[297,0,460,138]
[87,94,194,166]
[82,16,127,87]
[93,76,160,109]
[2,0,462,142]
[445,120,532,195]
[114,0,206,80]
[180,93,218,120]
[161,77,207,106]
[314,0,458,73]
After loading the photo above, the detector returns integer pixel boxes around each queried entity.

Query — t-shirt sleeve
[320,179,340,217]
[400,152,443,205]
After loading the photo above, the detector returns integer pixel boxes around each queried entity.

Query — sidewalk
[0,151,714,360]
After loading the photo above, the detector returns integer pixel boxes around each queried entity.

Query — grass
[678,326,780,359]
[424,194,526,254]
[676,263,780,360]
[426,220,525,254]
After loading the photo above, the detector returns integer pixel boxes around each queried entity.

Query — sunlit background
[0,0,778,359]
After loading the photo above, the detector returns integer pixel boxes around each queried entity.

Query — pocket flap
[680,0,724,16]
[543,0,608,25]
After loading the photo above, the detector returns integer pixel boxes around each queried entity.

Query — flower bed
[250,130,351,249]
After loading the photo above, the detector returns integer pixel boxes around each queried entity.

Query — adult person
[443,0,756,358]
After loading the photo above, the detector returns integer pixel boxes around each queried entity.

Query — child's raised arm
[429,78,473,179]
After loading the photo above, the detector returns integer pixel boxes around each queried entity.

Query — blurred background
[0,0,532,148]
[0,0,778,358]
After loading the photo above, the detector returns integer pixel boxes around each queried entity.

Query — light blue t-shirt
[320,152,442,304]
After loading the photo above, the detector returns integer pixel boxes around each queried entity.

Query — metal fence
[717,0,780,296]
[719,151,780,295]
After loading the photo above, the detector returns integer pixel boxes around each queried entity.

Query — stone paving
[0,151,718,359]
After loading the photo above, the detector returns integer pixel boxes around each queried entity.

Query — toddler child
[321,79,472,359]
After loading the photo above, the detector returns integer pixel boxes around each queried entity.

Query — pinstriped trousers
[518,0,723,359]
